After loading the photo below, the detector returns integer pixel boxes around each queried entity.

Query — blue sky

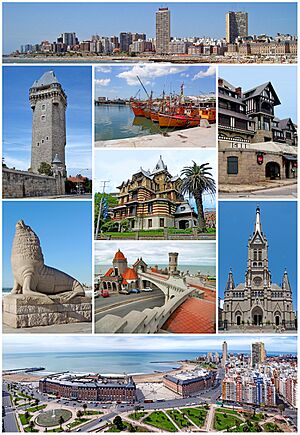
[2,66,92,178]
[94,149,216,210]
[95,65,216,99]
[219,65,297,122]
[3,2,297,54]
[218,201,297,307]
[3,335,297,354]
[2,201,92,287]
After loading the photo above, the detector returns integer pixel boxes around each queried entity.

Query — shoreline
[3,360,197,384]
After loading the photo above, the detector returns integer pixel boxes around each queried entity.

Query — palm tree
[180,161,216,233]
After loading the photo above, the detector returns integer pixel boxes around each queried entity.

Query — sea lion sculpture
[11,220,85,302]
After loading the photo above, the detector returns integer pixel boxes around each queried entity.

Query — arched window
[227,156,238,175]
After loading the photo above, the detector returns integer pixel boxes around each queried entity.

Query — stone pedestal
[3,294,92,328]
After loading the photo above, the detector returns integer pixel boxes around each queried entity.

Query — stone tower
[29,71,67,175]
[112,249,128,276]
[168,252,178,274]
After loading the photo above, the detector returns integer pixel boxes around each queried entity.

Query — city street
[219,183,297,199]
[2,384,18,433]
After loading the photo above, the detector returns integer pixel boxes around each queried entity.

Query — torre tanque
[222,207,296,331]
[3,71,67,198]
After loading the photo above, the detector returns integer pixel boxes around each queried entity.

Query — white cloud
[95,78,111,86]
[117,64,188,86]
[193,66,216,80]
[96,67,112,73]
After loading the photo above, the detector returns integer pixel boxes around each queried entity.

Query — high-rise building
[29,71,67,175]
[251,342,266,367]
[222,341,228,366]
[57,32,77,47]
[156,7,170,54]
[226,11,248,44]
[120,32,132,52]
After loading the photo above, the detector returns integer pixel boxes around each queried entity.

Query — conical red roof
[114,249,126,261]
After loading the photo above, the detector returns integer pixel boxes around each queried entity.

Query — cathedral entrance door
[252,306,263,325]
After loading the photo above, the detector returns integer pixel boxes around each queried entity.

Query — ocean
[3,350,292,375]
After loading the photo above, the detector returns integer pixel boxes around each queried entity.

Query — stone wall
[218,148,291,184]
[2,168,65,198]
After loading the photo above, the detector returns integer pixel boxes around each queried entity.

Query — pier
[3,367,45,374]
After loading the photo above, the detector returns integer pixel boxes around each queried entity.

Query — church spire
[254,206,262,235]
[282,269,291,292]
[225,268,235,291]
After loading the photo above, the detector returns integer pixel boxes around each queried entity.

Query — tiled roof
[114,249,126,261]
[122,268,138,280]
[31,71,59,88]
[104,267,114,277]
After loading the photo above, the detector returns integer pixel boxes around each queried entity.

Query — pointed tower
[225,268,235,292]
[30,71,67,175]
[245,206,271,290]
[282,270,292,293]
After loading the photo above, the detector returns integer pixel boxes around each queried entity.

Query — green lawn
[24,427,38,433]
[26,404,47,413]
[102,227,215,239]
[46,428,64,432]
[66,418,89,430]
[166,409,191,429]
[214,411,243,431]
[180,407,208,428]
[144,411,177,432]
[128,411,147,421]
[19,413,32,426]
[263,422,283,432]
[84,410,103,416]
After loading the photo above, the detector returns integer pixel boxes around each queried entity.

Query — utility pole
[95,180,110,239]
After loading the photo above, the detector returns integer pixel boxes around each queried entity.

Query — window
[227,156,238,175]
[37,142,40,146]
[148,219,152,228]
[41,115,45,120]
[159,218,164,228]
[42,104,46,110]
[148,203,153,213]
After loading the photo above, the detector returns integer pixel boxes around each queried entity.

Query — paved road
[219,183,297,199]
[2,384,18,433]
[95,289,163,312]
[95,294,165,323]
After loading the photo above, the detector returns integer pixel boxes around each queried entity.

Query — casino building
[163,369,216,397]
[39,373,136,403]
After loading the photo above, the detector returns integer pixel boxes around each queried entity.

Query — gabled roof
[122,268,138,280]
[243,82,281,106]
[104,268,114,277]
[278,118,296,131]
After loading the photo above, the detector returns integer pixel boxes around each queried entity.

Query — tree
[76,410,83,418]
[113,415,124,431]
[25,410,30,422]
[180,161,216,233]
[128,423,136,432]
[28,420,35,432]
[38,162,53,176]
[83,403,87,413]
[94,192,118,229]
[59,415,65,429]
[84,178,92,193]
[278,403,285,415]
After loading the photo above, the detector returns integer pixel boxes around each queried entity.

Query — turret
[225,268,235,292]
[282,269,291,293]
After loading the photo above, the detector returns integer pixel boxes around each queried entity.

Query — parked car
[130,288,140,294]
[101,289,110,298]
[143,287,153,292]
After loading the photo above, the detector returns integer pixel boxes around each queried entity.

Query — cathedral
[222,206,296,331]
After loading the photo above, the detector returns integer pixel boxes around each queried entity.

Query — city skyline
[3,335,297,354]
[95,65,216,100]
[2,201,92,287]
[94,241,216,267]
[3,2,297,54]
[219,65,297,121]
[2,66,92,178]
[218,201,297,306]
[94,150,217,210]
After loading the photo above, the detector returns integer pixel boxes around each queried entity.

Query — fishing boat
[200,108,216,123]
[131,101,146,117]
[158,113,200,129]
